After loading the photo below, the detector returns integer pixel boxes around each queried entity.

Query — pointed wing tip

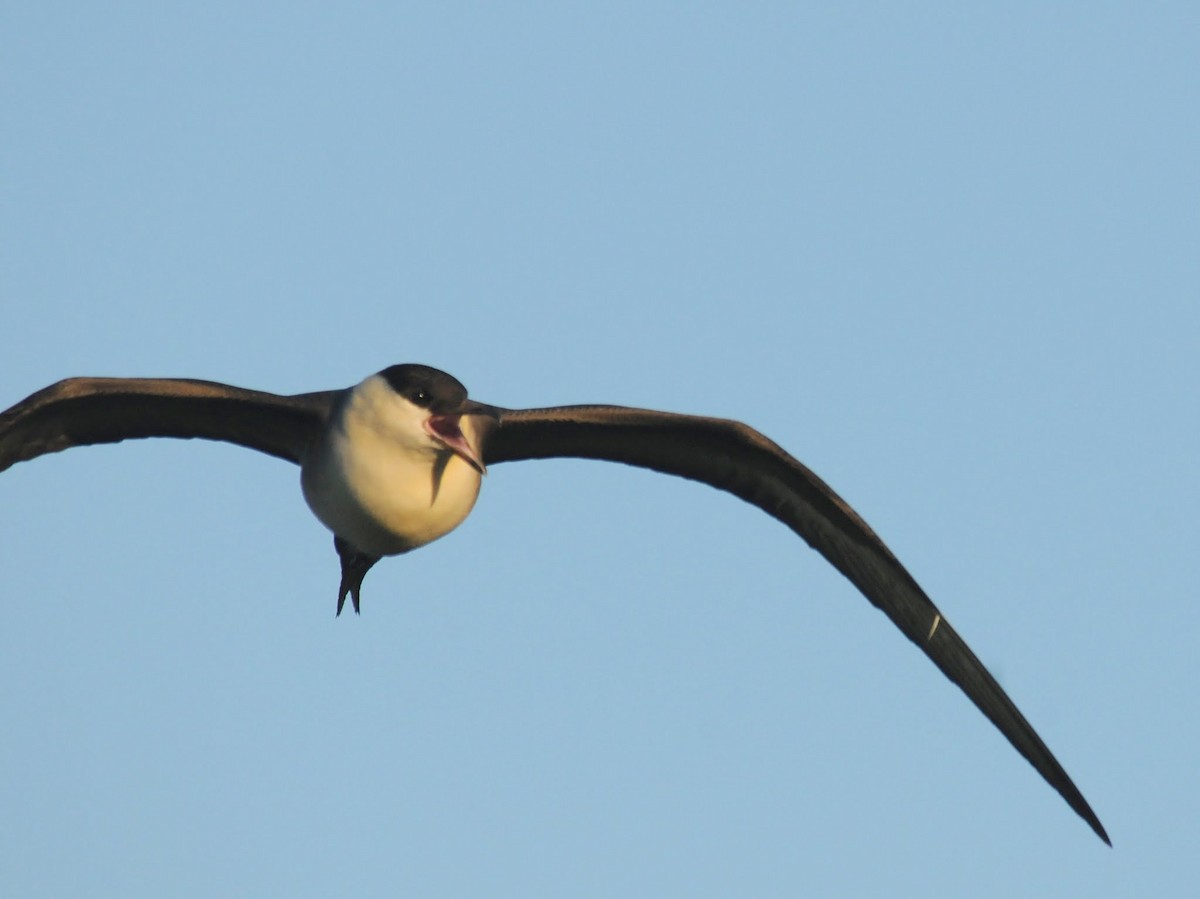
[1050,763,1109,845]
[1086,813,1112,847]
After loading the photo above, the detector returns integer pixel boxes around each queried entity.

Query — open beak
[424,401,500,475]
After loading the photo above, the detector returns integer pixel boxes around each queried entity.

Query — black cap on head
[378,364,469,413]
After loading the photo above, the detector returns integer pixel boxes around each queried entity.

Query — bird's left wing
[477,403,1109,844]
[0,377,338,472]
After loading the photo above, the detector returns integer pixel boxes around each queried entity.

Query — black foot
[334,536,381,616]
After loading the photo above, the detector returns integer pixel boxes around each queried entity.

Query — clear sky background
[2,4,1196,897]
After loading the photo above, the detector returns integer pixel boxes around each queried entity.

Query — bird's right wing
[0,377,339,472]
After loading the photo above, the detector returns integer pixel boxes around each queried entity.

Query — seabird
[0,363,1109,844]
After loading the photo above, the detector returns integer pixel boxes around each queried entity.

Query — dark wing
[0,377,339,472]
[479,404,1109,845]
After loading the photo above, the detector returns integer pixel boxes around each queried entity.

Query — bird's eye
[415,389,429,404]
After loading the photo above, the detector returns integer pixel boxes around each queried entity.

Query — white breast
[299,377,482,557]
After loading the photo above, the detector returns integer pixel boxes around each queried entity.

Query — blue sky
[2,4,1197,896]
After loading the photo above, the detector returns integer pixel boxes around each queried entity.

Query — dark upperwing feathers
[0,377,336,472]
[479,404,1110,845]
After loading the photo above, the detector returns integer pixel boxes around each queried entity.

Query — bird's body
[301,373,483,556]
[0,363,1110,844]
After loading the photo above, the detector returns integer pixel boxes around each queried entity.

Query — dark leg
[334,536,381,616]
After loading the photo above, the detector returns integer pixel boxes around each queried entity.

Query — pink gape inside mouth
[425,414,485,473]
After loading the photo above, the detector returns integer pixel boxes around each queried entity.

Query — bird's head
[375,363,498,473]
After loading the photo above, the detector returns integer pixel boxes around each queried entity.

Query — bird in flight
[0,363,1109,844]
